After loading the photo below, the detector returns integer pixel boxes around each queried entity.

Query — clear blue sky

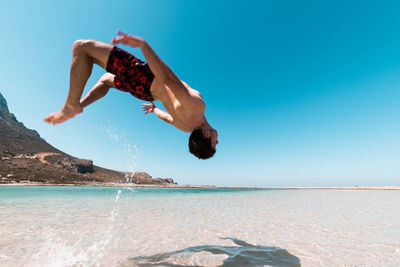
[1,0,399,186]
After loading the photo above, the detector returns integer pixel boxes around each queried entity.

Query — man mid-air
[44,31,218,159]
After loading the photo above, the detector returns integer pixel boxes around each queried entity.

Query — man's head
[188,128,218,159]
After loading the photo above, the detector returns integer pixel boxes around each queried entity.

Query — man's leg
[80,73,115,108]
[44,40,113,124]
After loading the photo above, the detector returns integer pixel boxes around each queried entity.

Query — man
[44,31,218,159]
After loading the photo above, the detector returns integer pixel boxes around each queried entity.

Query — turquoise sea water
[0,186,262,198]
[1,186,399,266]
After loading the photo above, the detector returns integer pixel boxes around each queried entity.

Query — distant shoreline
[1,183,400,190]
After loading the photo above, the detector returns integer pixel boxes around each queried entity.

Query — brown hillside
[0,92,175,185]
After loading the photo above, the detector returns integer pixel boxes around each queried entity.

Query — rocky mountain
[0,92,175,185]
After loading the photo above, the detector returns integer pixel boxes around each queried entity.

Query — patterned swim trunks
[106,46,155,101]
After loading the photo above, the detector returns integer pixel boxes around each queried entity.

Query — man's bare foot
[44,104,83,125]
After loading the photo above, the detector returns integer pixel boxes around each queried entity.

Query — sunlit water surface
[0,186,399,266]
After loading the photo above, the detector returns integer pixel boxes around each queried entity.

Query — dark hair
[188,129,216,159]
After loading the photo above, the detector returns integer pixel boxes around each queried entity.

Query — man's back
[150,78,205,132]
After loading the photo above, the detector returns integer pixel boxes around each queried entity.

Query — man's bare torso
[150,77,205,133]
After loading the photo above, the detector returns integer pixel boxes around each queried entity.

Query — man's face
[202,128,219,149]
[211,130,219,149]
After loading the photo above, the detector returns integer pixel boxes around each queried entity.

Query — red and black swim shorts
[106,46,155,101]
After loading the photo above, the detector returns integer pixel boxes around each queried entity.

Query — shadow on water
[129,237,301,267]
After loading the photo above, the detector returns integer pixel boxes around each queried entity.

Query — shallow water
[0,186,399,266]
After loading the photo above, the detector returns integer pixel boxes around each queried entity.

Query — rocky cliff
[0,92,176,185]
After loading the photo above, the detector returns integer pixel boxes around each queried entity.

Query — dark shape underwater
[129,237,301,267]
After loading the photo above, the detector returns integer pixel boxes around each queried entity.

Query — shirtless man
[44,31,218,159]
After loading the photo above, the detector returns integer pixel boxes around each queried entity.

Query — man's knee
[72,39,94,55]
[99,73,115,87]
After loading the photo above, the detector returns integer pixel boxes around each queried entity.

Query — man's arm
[142,102,174,124]
[154,107,174,124]
[111,31,189,97]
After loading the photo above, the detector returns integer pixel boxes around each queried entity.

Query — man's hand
[111,30,144,47]
[142,102,155,114]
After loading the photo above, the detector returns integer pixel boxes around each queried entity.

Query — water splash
[115,189,122,202]
[87,190,123,264]
[30,189,131,267]
[88,123,141,179]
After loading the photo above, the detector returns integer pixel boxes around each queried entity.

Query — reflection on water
[130,237,301,267]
